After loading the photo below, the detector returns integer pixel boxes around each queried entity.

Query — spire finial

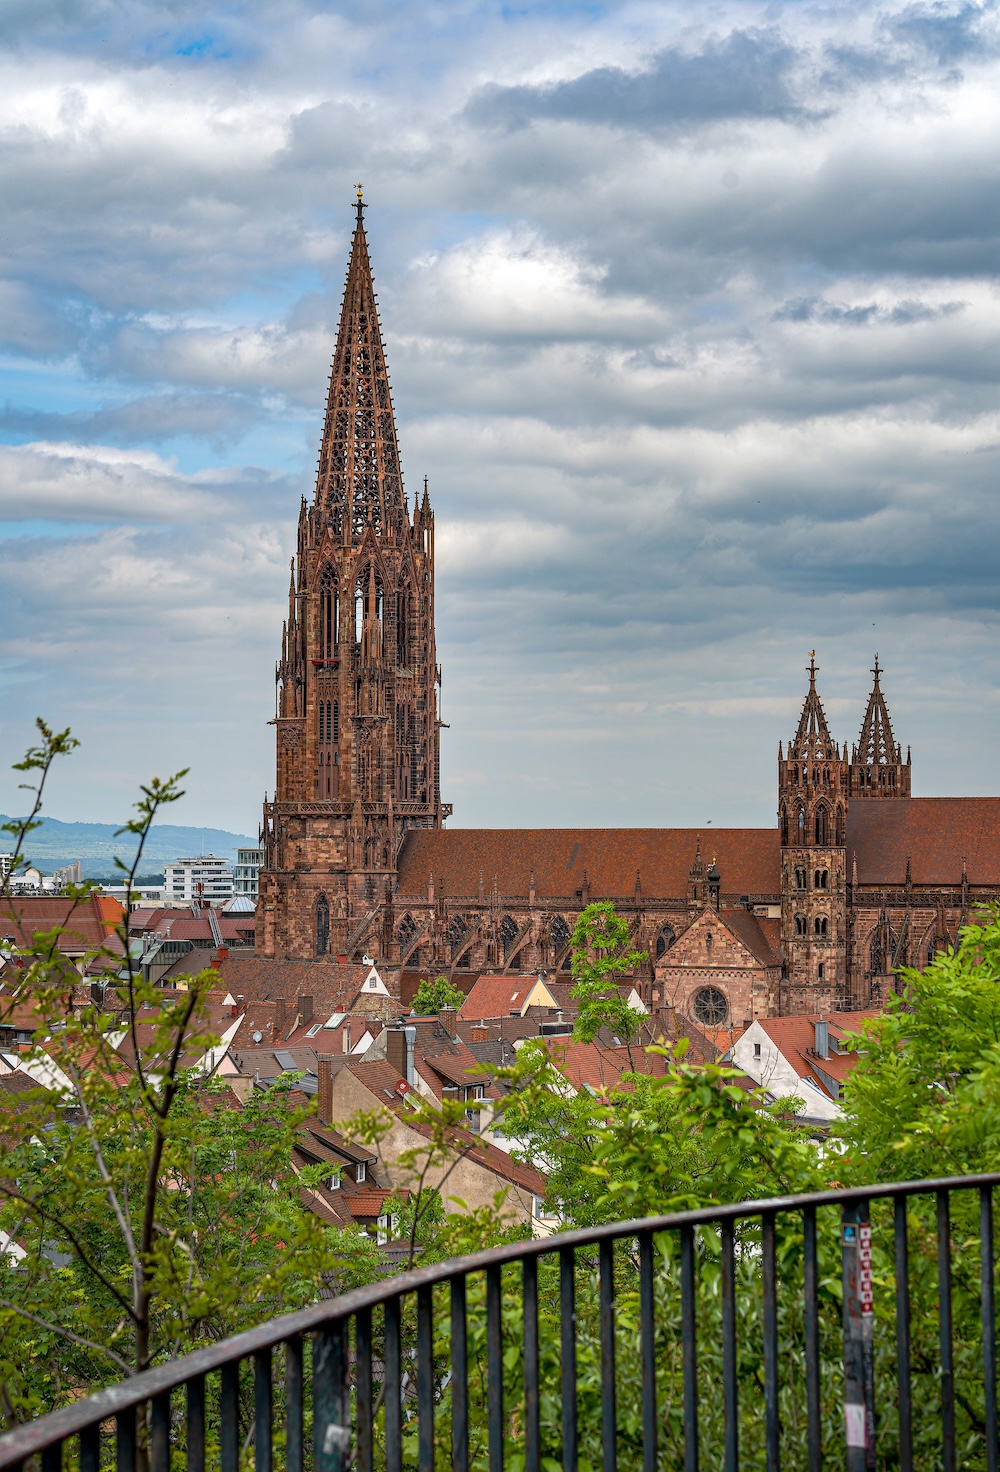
[354,182,365,222]
[872,653,881,683]
[807,651,818,683]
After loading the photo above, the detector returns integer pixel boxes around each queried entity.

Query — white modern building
[233,848,262,901]
[163,855,234,908]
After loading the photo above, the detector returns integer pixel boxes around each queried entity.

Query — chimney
[297,993,313,1027]
[317,1057,333,1124]
[274,997,287,1034]
[814,1018,829,1060]
[217,945,229,961]
[404,1025,417,1087]
[386,1024,406,1080]
[343,1023,352,1055]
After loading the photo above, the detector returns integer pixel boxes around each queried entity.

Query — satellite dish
[252,1030,262,1044]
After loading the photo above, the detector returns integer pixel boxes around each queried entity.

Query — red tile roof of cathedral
[397,829,781,900]
[848,798,1000,885]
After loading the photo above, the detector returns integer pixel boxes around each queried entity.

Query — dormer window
[356,1161,366,1183]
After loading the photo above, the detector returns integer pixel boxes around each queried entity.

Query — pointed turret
[850,657,911,798]
[789,653,836,761]
[314,187,405,543]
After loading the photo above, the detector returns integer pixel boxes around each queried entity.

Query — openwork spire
[789,653,836,759]
[855,656,898,766]
[314,189,405,542]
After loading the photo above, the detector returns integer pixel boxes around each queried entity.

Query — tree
[568,901,649,1068]
[410,974,465,1016]
[0,723,375,1429]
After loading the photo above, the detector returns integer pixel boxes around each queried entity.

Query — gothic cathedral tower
[849,657,911,798]
[257,194,449,960]
[778,657,847,1012]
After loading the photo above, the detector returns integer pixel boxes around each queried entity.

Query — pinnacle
[789,651,836,758]
[856,655,898,767]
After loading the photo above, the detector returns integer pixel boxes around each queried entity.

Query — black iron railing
[2,1173,999,1472]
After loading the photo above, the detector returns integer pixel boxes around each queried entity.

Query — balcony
[1,1173,997,1472]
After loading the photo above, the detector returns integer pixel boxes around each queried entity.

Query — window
[551,915,570,952]
[780,807,789,845]
[329,1170,341,1191]
[655,923,676,959]
[397,585,410,667]
[814,869,828,890]
[501,915,518,957]
[818,963,825,980]
[815,806,828,845]
[753,1042,761,1059]
[795,915,806,936]
[319,565,338,658]
[509,951,523,972]
[397,913,417,946]
[316,896,330,956]
[705,932,713,957]
[795,868,807,889]
[814,916,828,937]
[693,986,728,1027]
[356,1161,366,1183]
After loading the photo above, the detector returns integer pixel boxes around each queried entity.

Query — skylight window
[307,1023,322,1038]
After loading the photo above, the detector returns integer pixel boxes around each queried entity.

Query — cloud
[0,0,999,832]
[467,29,807,132]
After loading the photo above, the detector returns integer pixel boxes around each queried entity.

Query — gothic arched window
[397,913,417,947]
[550,915,570,952]
[869,931,884,974]
[316,896,330,957]
[795,868,807,889]
[798,807,805,839]
[814,916,828,937]
[655,923,676,960]
[795,915,806,936]
[509,951,523,972]
[397,584,410,668]
[814,869,828,890]
[815,806,828,845]
[836,806,845,845]
[319,565,338,658]
[501,915,518,957]
[447,914,468,959]
[780,806,789,845]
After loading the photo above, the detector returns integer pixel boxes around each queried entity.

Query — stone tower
[849,657,910,798]
[778,656,847,1012]
[257,194,449,961]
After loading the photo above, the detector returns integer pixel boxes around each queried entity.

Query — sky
[1,0,999,837]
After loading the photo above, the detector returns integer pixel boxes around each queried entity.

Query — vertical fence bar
[254,1349,273,1472]
[841,1200,875,1472]
[285,1337,304,1472]
[599,1237,617,1472]
[384,1297,403,1472]
[417,1285,435,1472]
[451,1276,469,1472]
[356,1308,374,1472]
[720,1219,739,1472]
[221,1361,240,1472]
[982,1186,999,1472]
[314,1320,350,1472]
[560,1246,578,1472]
[639,1230,657,1472]
[41,1444,60,1472]
[894,1197,913,1472]
[79,1424,100,1472]
[524,1256,540,1472]
[762,1212,780,1472]
[186,1374,206,1472]
[802,1205,821,1472]
[150,1392,170,1472]
[938,1190,956,1472]
[116,1407,136,1472]
[487,1264,504,1472]
[680,1223,699,1472]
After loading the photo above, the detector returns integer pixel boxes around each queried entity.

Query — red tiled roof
[397,829,780,900]
[756,1011,881,1098]
[0,895,123,952]
[542,1037,666,1094]
[458,975,555,1021]
[720,910,782,968]
[849,799,1000,886]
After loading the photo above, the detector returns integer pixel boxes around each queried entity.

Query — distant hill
[0,815,256,879]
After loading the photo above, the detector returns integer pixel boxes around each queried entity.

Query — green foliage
[410,974,466,1016]
[568,902,648,1066]
[837,912,1000,1182]
[0,724,377,1430]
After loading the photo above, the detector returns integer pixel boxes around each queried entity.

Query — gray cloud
[467,29,806,132]
[0,0,998,832]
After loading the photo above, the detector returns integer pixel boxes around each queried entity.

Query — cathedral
[257,197,1000,1024]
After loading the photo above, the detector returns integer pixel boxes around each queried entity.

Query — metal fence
[1,1172,999,1472]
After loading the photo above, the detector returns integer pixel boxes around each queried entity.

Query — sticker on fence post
[842,1205,876,1471]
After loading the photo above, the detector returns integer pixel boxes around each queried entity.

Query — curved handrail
[2,1169,999,1466]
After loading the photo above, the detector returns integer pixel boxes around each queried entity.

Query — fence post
[842,1201,875,1471]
